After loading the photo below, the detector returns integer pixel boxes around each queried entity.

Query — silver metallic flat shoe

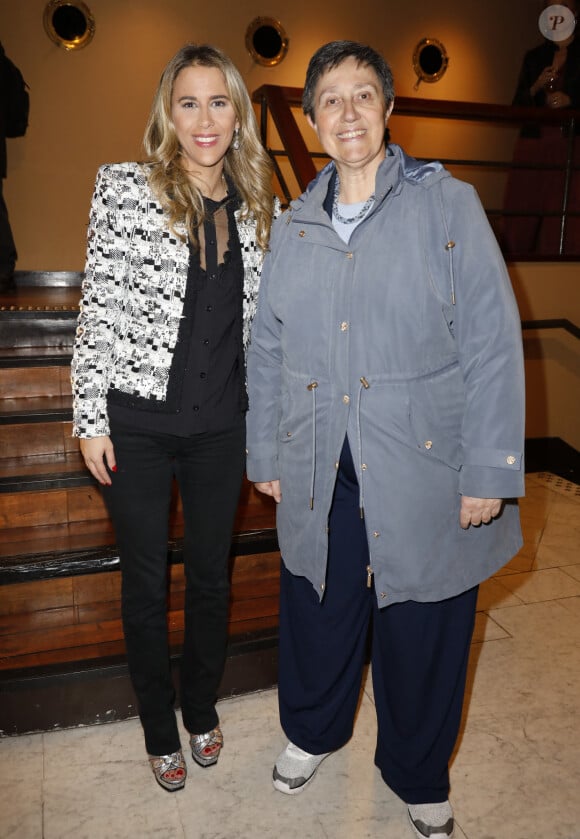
[148,749,187,791]
[190,726,223,767]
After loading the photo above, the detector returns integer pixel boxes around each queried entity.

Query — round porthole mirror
[245,17,289,67]
[43,0,95,51]
[413,38,449,89]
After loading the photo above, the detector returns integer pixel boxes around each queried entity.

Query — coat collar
[289,144,448,225]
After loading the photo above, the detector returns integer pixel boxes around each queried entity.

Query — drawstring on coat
[307,381,318,509]
[357,377,370,518]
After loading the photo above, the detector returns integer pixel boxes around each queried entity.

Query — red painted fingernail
[111,465,117,472]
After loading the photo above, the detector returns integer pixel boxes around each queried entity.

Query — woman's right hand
[79,436,116,486]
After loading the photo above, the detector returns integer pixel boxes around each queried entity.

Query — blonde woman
[72,44,277,791]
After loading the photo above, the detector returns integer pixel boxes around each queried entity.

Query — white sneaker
[272,742,331,794]
[407,801,454,838]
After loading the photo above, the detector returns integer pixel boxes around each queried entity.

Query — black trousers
[0,178,17,276]
[278,437,477,804]
[103,419,245,755]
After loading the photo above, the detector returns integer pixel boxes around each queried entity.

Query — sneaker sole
[272,772,317,795]
[272,753,329,795]
[407,810,454,839]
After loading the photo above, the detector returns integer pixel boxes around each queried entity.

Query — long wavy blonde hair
[143,44,274,250]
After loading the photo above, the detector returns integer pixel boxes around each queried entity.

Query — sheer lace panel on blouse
[198,204,230,271]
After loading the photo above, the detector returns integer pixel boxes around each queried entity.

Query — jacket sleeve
[438,179,525,499]
[245,215,286,483]
[512,49,545,106]
[71,164,127,438]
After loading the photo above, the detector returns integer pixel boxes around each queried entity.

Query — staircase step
[0,448,88,486]
[0,396,72,424]
[0,364,72,399]
[0,479,276,573]
[0,522,278,583]
[0,346,73,363]
[0,420,74,460]
[9,270,83,288]
[0,520,118,572]
[0,484,109,530]
[0,286,80,350]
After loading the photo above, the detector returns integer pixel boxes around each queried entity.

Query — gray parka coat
[246,146,525,607]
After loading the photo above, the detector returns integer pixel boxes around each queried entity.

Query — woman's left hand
[547,91,571,108]
[459,496,502,529]
[254,480,282,503]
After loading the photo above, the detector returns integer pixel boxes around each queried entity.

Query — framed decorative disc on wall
[43,0,95,51]
[412,38,449,88]
[245,17,289,67]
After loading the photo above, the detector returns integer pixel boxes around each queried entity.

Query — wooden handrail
[522,318,580,339]
[253,85,580,126]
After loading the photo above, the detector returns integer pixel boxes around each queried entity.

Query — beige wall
[3,0,539,270]
[509,263,580,450]
[3,1,577,450]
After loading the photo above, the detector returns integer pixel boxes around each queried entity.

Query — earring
[231,127,240,151]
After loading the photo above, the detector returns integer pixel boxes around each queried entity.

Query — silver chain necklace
[332,177,375,224]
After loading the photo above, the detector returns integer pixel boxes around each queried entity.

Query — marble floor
[1,472,579,839]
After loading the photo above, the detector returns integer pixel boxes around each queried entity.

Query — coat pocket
[408,363,465,470]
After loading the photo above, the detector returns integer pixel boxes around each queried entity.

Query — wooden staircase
[0,274,281,734]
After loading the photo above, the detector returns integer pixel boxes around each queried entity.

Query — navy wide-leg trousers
[278,437,477,804]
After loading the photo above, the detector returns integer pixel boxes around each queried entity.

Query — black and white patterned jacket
[72,161,277,438]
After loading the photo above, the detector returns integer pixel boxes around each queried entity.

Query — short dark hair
[302,41,394,121]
